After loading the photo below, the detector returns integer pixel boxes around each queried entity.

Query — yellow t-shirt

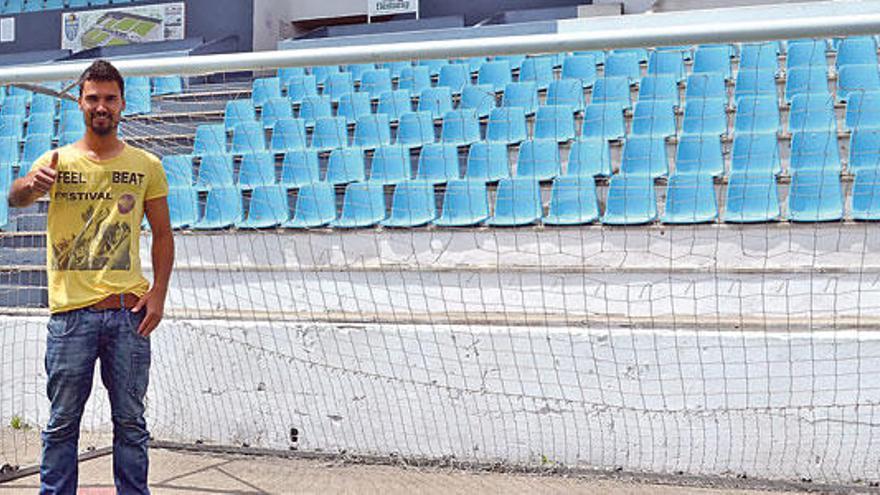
[31,143,169,313]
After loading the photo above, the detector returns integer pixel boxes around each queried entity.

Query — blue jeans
[40,308,151,495]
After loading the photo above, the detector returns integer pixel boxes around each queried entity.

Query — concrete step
[0,232,46,249]
[0,247,46,266]
[0,285,47,308]
[15,215,47,232]
[0,267,47,287]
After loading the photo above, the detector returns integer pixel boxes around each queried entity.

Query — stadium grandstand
[3,0,880,492]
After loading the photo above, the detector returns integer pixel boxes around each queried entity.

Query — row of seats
[165,170,880,231]
[0,0,139,14]
[163,129,880,191]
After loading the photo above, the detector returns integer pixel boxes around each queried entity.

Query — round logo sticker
[117,193,135,214]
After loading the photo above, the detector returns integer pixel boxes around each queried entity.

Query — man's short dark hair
[78,59,125,96]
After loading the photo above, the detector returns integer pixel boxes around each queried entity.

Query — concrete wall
[420,0,591,26]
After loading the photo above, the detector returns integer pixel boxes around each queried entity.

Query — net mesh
[2,41,880,491]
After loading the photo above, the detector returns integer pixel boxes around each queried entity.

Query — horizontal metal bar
[0,1,879,83]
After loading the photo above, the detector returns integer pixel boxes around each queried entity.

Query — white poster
[0,17,14,43]
[61,2,185,52]
[368,0,418,17]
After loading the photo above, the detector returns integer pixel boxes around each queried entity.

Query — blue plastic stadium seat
[193,186,243,230]
[237,184,289,228]
[224,99,256,130]
[786,40,828,69]
[630,99,676,137]
[502,82,538,115]
[647,50,686,82]
[29,94,56,117]
[604,52,641,83]
[437,64,470,95]
[311,116,348,151]
[416,143,459,183]
[419,59,450,78]
[418,87,453,120]
[354,113,392,149]
[237,152,276,189]
[167,186,199,229]
[516,139,561,180]
[230,121,266,154]
[122,86,151,116]
[788,93,836,133]
[477,60,512,93]
[486,178,542,226]
[790,130,841,173]
[440,109,481,145]
[330,182,387,228]
[382,61,414,80]
[534,105,576,142]
[675,135,724,176]
[611,48,647,64]
[849,129,880,173]
[582,102,626,141]
[282,182,337,228]
[335,91,372,125]
[270,118,308,151]
[519,56,555,91]
[252,77,282,107]
[734,95,780,134]
[546,79,585,113]
[0,136,18,167]
[692,45,733,79]
[686,73,727,102]
[56,111,83,136]
[602,175,658,225]
[734,69,777,100]
[495,55,526,71]
[740,42,780,71]
[464,141,509,182]
[286,75,318,104]
[397,66,431,97]
[638,75,679,105]
[460,84,496,118]
[543,176,599,225]
[561,54,598,88]
[193,124,227,156]
[731,133,781,175]
[591,77,631,108]
[346,63,376,83]
[397,111,435,148]
[162,154,194,188]
[723,171,780,223]
[377,90,413,122]
[785,66,829,103]
[681,98,728,137]
[279,149,320,188]
[360,69,392,99]
[195,153,235,190]
[661,173,718,224]
[326,148,365,184]
[26,114,54,138]
[567,138,612,177]
[619,136,668,178]
[788,170,843,222]
[20,134,51,170]
[278,67,306,91]
[486,107,527,144]
[125,76,150,90]
[0,115,23,139]
[260,97,293,130]
[369,144,411,184]
[381,180,438,227]
[433,179,489,227]
[836,36,878,70]
[838,66,880,103]
[323,72,355,103]
[846,91,880,130]
[851,169,880,220]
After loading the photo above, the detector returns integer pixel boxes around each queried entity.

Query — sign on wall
[0,17,14,43]
[61,2,185,52]
[367,0,419,17]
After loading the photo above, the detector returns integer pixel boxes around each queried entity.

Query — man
[7,59,173,494]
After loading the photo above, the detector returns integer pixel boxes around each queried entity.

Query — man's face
[79,79,125,137]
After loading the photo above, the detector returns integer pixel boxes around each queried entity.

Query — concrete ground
[0,448,826,495]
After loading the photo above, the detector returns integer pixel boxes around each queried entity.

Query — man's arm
[8,151,58,208]
[132,196,174,337]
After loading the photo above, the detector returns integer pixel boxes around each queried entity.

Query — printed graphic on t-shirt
[50,168,144,271]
